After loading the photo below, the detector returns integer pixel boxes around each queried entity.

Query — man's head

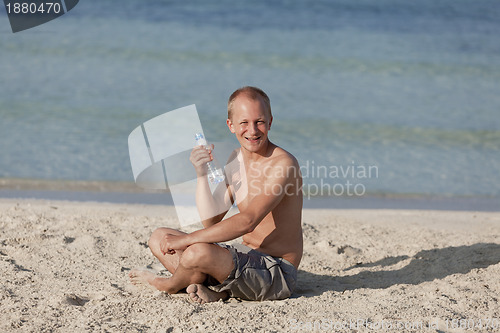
[226,86,273,154]
[227,86,272,121]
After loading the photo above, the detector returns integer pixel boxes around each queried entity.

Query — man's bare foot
[186,284,229,304]
[129,269,158,289]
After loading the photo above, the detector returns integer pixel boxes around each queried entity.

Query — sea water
[0,0,499,199]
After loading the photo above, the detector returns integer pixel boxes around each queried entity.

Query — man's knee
[180,243,215,269]
[148,227,177,254]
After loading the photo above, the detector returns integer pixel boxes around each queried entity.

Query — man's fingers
[160,233,177,255]
[191,147,212,161]
[161,248,175,255]
[191,152,213,165]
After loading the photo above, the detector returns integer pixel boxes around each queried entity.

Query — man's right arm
[190,145,233,228]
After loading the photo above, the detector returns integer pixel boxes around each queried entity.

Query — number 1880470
[5,2,62,15]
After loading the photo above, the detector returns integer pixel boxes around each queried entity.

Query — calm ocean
[1,0,499,199]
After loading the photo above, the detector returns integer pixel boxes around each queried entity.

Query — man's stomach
[241,234,303,269]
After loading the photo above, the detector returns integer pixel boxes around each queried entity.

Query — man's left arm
[161,156,295,254]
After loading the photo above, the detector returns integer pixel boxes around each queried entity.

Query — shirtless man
[130,86,303,303]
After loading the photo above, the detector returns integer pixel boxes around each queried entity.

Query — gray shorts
[207,243,297,301]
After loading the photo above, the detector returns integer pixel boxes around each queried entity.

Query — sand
[0,199,499,332]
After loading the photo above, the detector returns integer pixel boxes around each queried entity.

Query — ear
[268,116,273,130]
[226,118,235,133]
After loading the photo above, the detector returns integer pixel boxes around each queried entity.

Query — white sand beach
[1,199,499,332]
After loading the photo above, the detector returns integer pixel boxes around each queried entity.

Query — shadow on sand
[295,243,500,297]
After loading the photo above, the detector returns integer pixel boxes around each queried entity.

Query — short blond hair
[227,86,272,120]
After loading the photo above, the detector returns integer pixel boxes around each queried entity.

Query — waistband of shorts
[279,257,296,270]
[218,242,296,271]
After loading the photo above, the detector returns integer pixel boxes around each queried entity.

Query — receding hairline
[227,86,272,120]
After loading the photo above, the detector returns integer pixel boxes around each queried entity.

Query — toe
[186,284,197,294]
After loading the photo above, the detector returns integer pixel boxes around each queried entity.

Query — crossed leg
[129,227,234,303]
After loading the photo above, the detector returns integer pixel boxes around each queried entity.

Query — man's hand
[160,233,190,255]
[190,144,215,177]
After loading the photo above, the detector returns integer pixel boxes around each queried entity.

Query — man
[130,86,303,303]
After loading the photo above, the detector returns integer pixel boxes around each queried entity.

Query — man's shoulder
[227,148,241,161]
[269,145,300,169]
[265,145,301,183]
[225,148,243,171]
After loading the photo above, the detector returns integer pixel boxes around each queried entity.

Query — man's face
[227,95,272,154]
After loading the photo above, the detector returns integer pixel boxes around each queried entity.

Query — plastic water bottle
[195,133,225,184]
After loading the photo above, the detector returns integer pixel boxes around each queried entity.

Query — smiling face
[226,94,273,155]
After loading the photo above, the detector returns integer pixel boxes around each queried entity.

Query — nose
[249,122,259,135]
